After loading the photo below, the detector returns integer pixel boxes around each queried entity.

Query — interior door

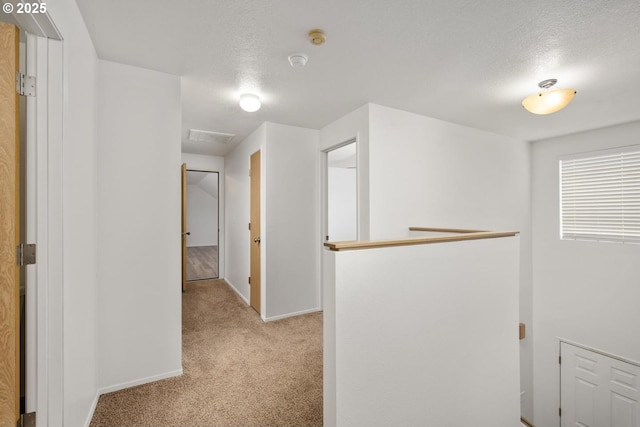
[181,163,187,292]
[249,150,261,314]
[561,342,640,427]
[0,21,21,427]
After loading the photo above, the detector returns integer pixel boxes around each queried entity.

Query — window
[560,145,640,244]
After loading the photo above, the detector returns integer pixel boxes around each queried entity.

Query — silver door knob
[254,237,261,243]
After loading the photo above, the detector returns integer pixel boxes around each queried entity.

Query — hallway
[90,280,322,426]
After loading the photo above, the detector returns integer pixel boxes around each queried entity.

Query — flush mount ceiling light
[288,53,309,68]
[239,93,261,112]
[522,79,576,115]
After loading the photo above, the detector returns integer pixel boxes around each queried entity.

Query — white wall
[225,123,320,320]
[46,1,99,425]
[324,236,521,426]
[532,121,640,427]
[182,153,225,278]
[321,103,533,418]
[327,167,357,241]
[97,60,182,392]
[263,122,320,320]
[367,104,533,420]
[186,181,219,246]
[368,104,530,237]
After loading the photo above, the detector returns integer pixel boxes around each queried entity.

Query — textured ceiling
[76,0,640,156]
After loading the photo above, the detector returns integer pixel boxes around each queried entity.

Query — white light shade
[522,88,576,115]
[239,94,261,112]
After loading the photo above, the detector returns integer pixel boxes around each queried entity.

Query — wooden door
[561,342,640,427]
[181,163,187,292]
[0,21,21,427]
[249,151,261,314]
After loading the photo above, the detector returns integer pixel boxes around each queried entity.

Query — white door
[561,342,640,427]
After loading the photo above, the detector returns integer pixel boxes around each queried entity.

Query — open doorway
[325,140,358,242]
[185,170,220,281]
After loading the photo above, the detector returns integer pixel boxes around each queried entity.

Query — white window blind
[560,145,640,243]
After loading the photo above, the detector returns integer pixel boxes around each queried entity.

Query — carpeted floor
[89,280,323,427]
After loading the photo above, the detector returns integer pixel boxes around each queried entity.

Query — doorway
[325,140,358,242]
[185,170,220,281]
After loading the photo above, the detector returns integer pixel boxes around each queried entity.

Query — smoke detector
[288,53,308,68]
[308,29,326,45]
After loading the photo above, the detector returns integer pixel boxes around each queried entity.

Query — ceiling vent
[188,129,235,145]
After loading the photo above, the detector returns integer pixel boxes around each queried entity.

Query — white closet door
[561,342,640,427]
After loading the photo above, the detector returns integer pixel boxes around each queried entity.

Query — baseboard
[264,306,322,322]
[521,416,534,427]
[97,368,183,396]
[83,390,101,427]
[223,278,250,305]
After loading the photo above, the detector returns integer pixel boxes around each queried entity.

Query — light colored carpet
[89,280,323,427]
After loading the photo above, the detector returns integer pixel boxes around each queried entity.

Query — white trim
[7,8,61,40]
[21,30,65,427]
[82,369,184,426]
[97,369,183,396]
[223,279,250,305]
[82,392,100,427]
[559,338,640,368]
[44,36,64,427]
[25,31,38,413]
[264,307,322,322]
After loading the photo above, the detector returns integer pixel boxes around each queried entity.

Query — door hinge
[559,356,562,364]
[17,244,36,266]
[248,276,251,284]
[19,412,36,427]
[248,222,251,230]
[559,407,562,417]
[16,72,36,97]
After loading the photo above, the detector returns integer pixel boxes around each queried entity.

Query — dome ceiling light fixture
[239,93,261,112]
[522,78,576,115]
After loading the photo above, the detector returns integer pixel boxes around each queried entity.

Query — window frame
[559,145,640,244]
